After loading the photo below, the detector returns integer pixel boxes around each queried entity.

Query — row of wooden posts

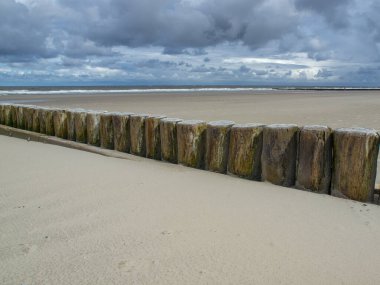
[0,103,379,202]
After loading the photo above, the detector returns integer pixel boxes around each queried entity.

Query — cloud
[295,0,352,28]
[0,0,50,57]
[0,0,380,85]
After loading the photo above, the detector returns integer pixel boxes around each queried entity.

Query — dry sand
[2,89,380,129]
[1,90,380,284]
[1,134,380,284]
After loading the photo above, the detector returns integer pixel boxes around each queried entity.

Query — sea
[1,85,380,96]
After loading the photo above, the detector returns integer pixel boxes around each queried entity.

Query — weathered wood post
[87,111,103,146]
[332,128,379,202]
[177,120,207,169]
[16,105,25,129]
[11,105,18,128]
[24,106,34,131]
[100,112,114,149]
[296,125,332,193]
[205,120,235,173]
[130,114,149,156]
[145,115,166,160]
[227,123,264,180]
[160,118,182,163]
[66,109,80,141]
[32,107,41,133]
[53,109,68,139]
[2,104,12,126]
[0,104,4,125]
[38,108,47,134]
[261,124,299,187]
[45,108,55,136]
[113,112,133,153]
[74,110,87,143]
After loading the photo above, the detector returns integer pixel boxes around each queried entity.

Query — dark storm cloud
[1,0,378,59]
[0,0,300,58]
[294,0,351,28]
[0,0,50,57]
[82,0,297,51]
[0,0,380,85]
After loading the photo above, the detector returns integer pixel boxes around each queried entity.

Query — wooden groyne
[1,103,379,203]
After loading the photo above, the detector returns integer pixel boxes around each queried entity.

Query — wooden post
[332,128,379,202]
[0,104,4,125]
[296,125,332,193]
[205,120,235,173]
[74,110,87,143]
[100,113,114,149]
[32,107,41,133]
[113,112,133,153]
[177,120,207,168]
[66,109,82,141]
[145,115,166,160]
[45,108,55,136]
[16,105,25,129]
[24,106,34,131]
[53,109,68,139]
[2,104,12,126]
[11,105,18,128]
[87,111,103,146]
[38,108,47,134]
[261,124,299,187]
[160,118,182,163]
[130,114,149,156]
[227,123,264,180]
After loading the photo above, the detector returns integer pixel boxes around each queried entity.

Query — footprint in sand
[19,244,37,254]
[118,259,157,273]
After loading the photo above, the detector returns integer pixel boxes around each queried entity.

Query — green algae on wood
[296,125,332,193]
[45,108,55,136]
[145,115,167,160]
[66,109,80,141]
[261,124,299,187]
[53,109,68,139]
[0,104,3,125]
[130,114,149,156]
[100,113,115,149]
[205,120,235,174]
[2,104,12,126]
[0,104,11,125]
[177,120,207,169]
[86,111,103,146]
[32,107,41,133]
[112,112,133,153]
[24,106,34,131]
[227,123,264,180]
[74,110,87,143]
[38,108,48,134]
[332,128,379,202]
[10,105,18,128]
[160,118,182,163]
[16,105,25,130]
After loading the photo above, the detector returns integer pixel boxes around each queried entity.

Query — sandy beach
[1,90,380,284]
[2,90,380,129]
[1,134,380,285]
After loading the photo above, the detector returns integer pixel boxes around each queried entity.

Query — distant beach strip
[1,103,379,203]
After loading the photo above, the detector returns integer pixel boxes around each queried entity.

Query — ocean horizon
[1,85,380,96]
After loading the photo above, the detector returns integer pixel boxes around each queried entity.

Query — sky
[0,0,379,86]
